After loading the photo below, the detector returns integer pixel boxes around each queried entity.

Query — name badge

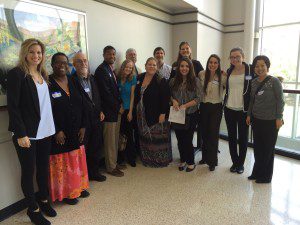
[212,80,219,85]
[257,90,264,96]
[84,87,90,93]
[245,75,252,80]
[52,92,62,98]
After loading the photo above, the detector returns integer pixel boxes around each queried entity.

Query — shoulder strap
[255,75,271,95]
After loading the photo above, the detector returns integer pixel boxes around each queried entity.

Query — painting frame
[0,0,89,107]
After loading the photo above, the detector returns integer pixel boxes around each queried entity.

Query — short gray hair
[126,48,136,55]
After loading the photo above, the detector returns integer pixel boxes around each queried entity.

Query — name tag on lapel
[84,87,90,93]
[257,90,264,96]
[245,75,252,80]
[52,92,62,98]
[212,80,219,85]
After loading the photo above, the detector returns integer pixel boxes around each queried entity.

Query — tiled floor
[3,139,300,225]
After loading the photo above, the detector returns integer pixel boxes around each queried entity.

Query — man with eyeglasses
[72,52,107,182]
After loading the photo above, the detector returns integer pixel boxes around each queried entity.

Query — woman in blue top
[117,59,137,167]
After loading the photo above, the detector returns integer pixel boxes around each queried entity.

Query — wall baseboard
[0,198,27,222]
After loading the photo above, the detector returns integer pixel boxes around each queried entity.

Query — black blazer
[170,59,204,80]
[7,67,42,138]
[49,76,87,154]
[94,61,121,122]
[223,62,254,112]
[134,73,170,127]
[72,72,102,125]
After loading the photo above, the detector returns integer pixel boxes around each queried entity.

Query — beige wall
[38,0,174,72]
[222,0,248,64]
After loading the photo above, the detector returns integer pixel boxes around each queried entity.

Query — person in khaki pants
[94,46,125,177]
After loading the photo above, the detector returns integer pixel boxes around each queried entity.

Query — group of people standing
[7,38,284,225]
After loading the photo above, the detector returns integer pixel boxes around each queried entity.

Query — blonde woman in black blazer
[7,39,56,225]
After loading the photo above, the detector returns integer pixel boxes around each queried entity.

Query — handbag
[118,133,127,151]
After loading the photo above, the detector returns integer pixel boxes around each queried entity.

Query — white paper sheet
[168,106,185,124]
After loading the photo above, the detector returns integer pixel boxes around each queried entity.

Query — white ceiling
[140,0,197,14]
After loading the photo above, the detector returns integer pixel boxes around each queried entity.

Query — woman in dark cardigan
[170,41,204,80]
[48,52,89,205]
[134,57,172,167]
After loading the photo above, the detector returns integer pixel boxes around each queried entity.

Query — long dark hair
[172,57,196,92]
[203,54,222,95]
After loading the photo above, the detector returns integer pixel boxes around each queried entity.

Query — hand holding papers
[168,106,186,124]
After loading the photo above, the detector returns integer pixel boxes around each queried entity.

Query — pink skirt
[49,145,89,202]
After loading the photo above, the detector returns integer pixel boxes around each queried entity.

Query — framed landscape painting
[0,0,88,106]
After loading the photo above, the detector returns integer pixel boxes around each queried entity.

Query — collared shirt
[158,63,172,80]
[78,75,92,100]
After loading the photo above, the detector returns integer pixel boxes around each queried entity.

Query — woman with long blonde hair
[7,38,56,225]
[117,59,137,167]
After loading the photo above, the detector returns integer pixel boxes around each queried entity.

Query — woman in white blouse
[198,54,226,171]
[223,47,254,174]
[7,39,56,225]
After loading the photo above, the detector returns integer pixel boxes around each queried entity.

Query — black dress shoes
[230,165,237,173]
[63,198,79,205]
[79,190,90,198]
[248,175,256,180]
[209,166,215,171]
[90,174,107,182]
[198,159,206,165]
[236,166,244,174]
[129,161,137,167]
[186,165,196,172]
[27,209,51,225]
[37,200,57,217]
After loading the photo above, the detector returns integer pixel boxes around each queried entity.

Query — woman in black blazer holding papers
[7,38,56,225]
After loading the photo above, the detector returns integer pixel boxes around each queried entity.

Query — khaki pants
[103,115,121,172]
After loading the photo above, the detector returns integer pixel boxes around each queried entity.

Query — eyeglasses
[230,56,241,60]
[74,59,88,64]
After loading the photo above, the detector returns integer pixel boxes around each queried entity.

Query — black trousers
[118,110,136,163]
[200,103,222,166]
[196,110,203,148]
[174,127,195,165]
[132,109,140,156]
[13,136,51,210]
[84,119,103,177]
[224,107,249,168]
[251,118,278,182]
